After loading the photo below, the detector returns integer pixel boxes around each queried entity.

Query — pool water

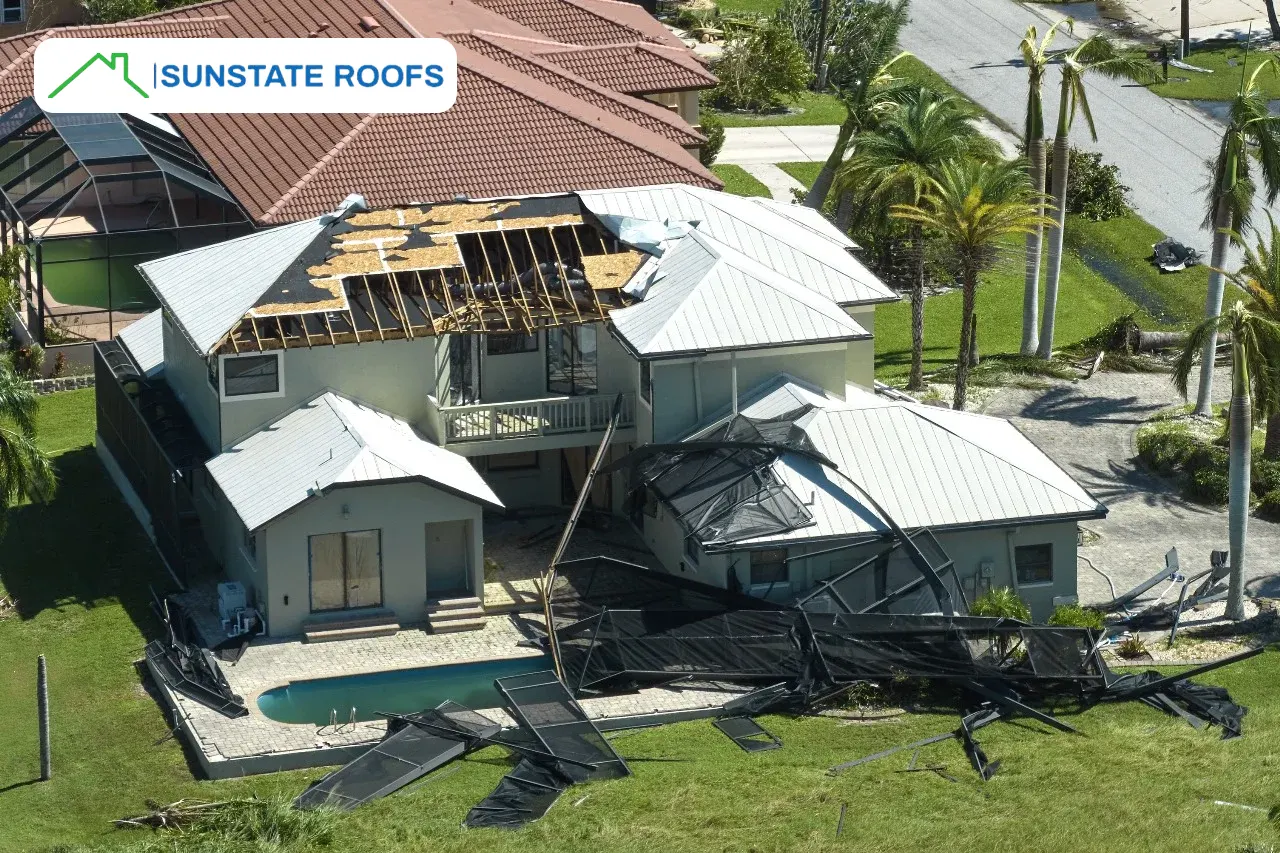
[256,655,552,725]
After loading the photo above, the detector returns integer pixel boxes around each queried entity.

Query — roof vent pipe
[359,15,380,30]
[307,21,331,37]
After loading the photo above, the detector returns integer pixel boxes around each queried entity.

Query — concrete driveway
[983,368,1280,606]
[718,125,839,165]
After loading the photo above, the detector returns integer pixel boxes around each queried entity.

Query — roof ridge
[554,0,655,42]
[462,30,703,143]
[693,232,858,323]
[466,29,579,50]
[263,113,380,223]
[892,405,1100,510]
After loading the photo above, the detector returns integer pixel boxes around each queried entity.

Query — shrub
[1115,634,1148,658]
[1259,489,1280,522]
[1188,466,1230,504]
[11,342,42,378]
[1253,457,1280,497]
[82,0,158,23]
[699,109,725,166]
[970,587,1031,622]
[1046,148,1130,221]
[1136,425,1199,475]
[710,19,812,113]
[1047,603,1105,631]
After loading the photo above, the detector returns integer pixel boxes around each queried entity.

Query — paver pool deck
[159,614,740,778]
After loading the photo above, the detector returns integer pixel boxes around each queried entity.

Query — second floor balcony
[422,391,637,455]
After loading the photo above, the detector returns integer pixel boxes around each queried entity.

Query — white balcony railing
[436,392,635,444]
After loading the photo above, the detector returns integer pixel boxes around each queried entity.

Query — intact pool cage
[0,100,251,347]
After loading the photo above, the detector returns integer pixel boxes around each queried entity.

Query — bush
[1046,148,1130,222]
[1116,634,1148,658]
[970,587,1031,622]
[11,342,42,378]
[710,20,812,113]
[1047,603,1105,631]
[1254,457,1280,497]
[1188,466,1230,504]
[1136,425,1199,474]
[1259,489,1280,522]
[82,0,157,22]
[699,109,724,166]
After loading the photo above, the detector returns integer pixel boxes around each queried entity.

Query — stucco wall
[161,314,220,450]
[846,307,875,389]
[481,450,561,508]
[259,481,484,637]
[219,336,438,448]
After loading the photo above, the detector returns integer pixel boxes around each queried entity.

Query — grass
[711,164,771,197]
[1143,42,1280,101]
[777,160,823,188]
[6,392,1280,853]
[709,90,847,127]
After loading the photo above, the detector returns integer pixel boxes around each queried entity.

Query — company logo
[48,52,148,99]
[34,38,457,113]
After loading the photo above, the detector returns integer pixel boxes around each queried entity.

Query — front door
[425,520,471,599]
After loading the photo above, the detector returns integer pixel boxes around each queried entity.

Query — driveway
[718,125,839,165]
[983,368,1280,606]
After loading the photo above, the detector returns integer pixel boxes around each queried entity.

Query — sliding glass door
[546,325,598,396]
[309,529,383,612]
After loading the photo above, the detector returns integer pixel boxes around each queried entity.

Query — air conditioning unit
[217,581,247,623]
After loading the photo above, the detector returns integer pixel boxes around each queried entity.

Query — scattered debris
[114,799,235,830]
[1206,798,1269,814]
[0,594,15,619]
[1153,238,1201,272]
[712,716,783,753]
[144,597,246,718]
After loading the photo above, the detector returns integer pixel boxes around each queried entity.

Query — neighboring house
[0,0,83,39]
[96,185,1106,639]
[0,0,718,350]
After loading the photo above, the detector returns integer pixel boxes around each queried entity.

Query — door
[309,529,383,612]
[546,325,598,396]
[426,520,471,599]
[560,447,612,510]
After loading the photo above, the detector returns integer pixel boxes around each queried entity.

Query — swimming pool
[256,655,551,725]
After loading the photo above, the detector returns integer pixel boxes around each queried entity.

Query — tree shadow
[1064,459,1215,513]
[0,447,170,641]
[1016,385,1165,426]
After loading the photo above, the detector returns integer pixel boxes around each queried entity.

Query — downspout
[1005,527,1021,595]
[730,352,738,415]
[693,359,703,422]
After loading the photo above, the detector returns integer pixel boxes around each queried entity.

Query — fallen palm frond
[114,799,228,831]
[927,353,1079,389]
[0,594,15,618]
[114,795,338,847]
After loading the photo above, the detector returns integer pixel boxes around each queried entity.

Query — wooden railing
[435,392,636,444]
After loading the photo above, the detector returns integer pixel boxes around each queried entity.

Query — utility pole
[37,655,51,781]
[813,0,830,84]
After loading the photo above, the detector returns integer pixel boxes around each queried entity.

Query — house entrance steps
[427,596,486,633]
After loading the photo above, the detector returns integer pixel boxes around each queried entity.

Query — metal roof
[137,215,330,356]
[578,184,897,306]
[710,381,1105,548]
[609,230,870,357]
[206,392,502,531]
[116,310,164,378]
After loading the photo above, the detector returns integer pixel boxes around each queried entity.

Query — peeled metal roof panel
[206,392,502,530]
[115,309,164,377]
[138,217,327,355]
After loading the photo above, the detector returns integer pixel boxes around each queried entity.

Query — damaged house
[96,183,1106,641]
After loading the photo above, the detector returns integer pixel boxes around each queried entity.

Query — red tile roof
[450,30,704,146]
[532,42,714,94]
[0,0,719,223]
[466,0,675,46]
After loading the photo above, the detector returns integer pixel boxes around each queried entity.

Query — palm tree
[1017,20,1070,357]
[1194,57,1280,415]
[0,358,55,527]
[1036,34,1154,360]
[836,87,984,391]
[801,0,911,212]
[1225,214,1280,459]
[1173,301,1280,620]
[894,159,1050,409]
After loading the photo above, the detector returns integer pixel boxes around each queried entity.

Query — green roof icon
[48,52,148,99]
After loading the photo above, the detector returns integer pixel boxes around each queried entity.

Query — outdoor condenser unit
[217,582,247,623]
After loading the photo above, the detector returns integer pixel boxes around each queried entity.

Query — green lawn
[711,164,771,197]
[0,390,310,851]
[1143,42,1280,100]
[709,90,847,127]
[777,160,823,188]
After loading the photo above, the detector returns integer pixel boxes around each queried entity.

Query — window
[1,0,22,24]
[639,360,652,405]
[487,333,538,355]
[487,451,539,471]
[1015,544,1053,585]
[207,357,219,392]
[221,353,282,399]
[684,536,701,566]
[546,326,598,396]
[242,525,257,561]
[309,530,382,612]
[750,548,788,586]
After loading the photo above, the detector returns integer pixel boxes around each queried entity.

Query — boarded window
[309,530,383,612]
[223,354,280,397]
[1015,543,1053,585]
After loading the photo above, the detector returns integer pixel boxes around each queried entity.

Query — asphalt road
[903,0,1275,260]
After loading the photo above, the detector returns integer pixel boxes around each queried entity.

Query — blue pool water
[256,655,551,724]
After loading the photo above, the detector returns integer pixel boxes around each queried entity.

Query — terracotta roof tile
[451,30,703,146]
[467,0,667,46]
[535,42,714,93]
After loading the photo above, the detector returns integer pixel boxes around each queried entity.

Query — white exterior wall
[220,336,439,448]
[846,307,875,389]
[258,481,484,637]
[161,314,220,450]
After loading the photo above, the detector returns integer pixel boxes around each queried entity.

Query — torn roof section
[627,377,1108,551]
[577,184,896,307]
[206,391,502,532]
[138,185,891,358]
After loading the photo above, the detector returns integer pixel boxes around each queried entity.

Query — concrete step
[304,621,400,643]
[428,616,487,634]
[427,597,483,616]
